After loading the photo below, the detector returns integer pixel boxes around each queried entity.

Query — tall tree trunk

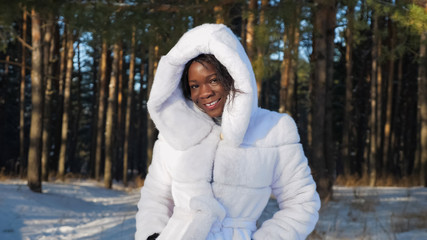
[391,58,403,176]
[254,0,267,103]
[375,28,383,180]
[89,42,99,178]
[280,0,301,117]
[69,40,82,173]
[245,0,256,62]
[342,1,355,177]
[52,26,67,170]
[27,8,43,193]
[287,11,301,118]
[419,30,427,186]
[104,42,120,189]
[20,7,27,178]
[280,31,290,114]
[57,27,74,181]
[41,15,53,181]
[369,11,379,186]
[324,0,337,194]
[115,43,124,181]
[138,61,148,176]
[123,28,136,186]
[95,40,108,181]
[383,20,395,177]
[311,0,336,201]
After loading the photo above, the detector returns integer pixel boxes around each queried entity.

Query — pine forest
[0,0,426,201]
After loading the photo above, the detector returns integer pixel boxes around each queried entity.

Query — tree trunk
[324,0,337,194]
[280,31,290,114]
[419,31,427,186]
[41,15,54,181]
[245,0,256,62]
[391,58,403,176]
[95,40,108,181]
[57,27,74,181]
[27,8,43,193]
[69,40,82,173]
[311,0,336,201]
[138,61,148,176]
[52,26,67,171]
[369,12,379,186]
[254,0,267,103]
[89,41,99,178]
[123,28,136,186]
[280,1,301,117]
[104,42,120,189]
[342,1,355,177]
[20,7,27,178]
[115,43,124,181]
[383,20,395,177]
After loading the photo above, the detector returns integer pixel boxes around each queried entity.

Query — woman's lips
[204,98,221,110]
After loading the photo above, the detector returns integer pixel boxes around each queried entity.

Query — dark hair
[181,54,240,101]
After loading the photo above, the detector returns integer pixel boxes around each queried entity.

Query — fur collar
[147,24,258,150]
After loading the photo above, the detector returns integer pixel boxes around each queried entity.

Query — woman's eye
[190,85,198,89]
[210,79,218,84]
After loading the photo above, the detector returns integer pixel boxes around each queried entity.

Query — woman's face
[188,61,228,118]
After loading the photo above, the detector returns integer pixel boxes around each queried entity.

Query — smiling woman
[135,23,320,240]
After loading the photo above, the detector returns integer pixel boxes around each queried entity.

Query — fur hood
[147,24,258,150]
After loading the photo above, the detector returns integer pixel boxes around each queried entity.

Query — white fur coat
[135,24,320,240]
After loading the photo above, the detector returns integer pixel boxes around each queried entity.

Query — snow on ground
[1,180,427,240]
[0,180,139,240]
[309,186,427,240]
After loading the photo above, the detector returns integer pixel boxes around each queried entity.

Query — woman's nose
[199,84,213,98]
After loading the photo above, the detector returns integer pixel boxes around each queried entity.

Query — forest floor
[1,179,426,240]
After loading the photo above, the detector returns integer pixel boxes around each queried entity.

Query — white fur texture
[136,24,320,240]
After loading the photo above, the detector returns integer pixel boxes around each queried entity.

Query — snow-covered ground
[1,180,426,240]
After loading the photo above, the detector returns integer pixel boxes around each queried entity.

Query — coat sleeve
[252,116,320,240]
[135,138,174,240]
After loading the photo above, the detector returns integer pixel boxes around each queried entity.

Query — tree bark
[419,30,427,186]
[27,8,43,193]
[115,43,124,181]
[123,28,136,186]
[341,1,355,177]
[52,25,67,170]
[245,0,256,62]
[58,27,74,181]
[95,40,108,181]
[41,15,54,181]
[369,11,379,186]
[89,40,99,178]
[383,20,395,177]
[20,7,27,178]
[104,42,120,189]
[280,31,290,114]
[138,61,148,176]
[311,0,336,201]
[69,40,83,173]
[280,0,301,117]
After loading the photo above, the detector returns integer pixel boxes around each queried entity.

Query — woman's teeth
[206,99,219,107]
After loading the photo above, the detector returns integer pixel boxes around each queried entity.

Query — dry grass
[134,175,145,188]
[335,174,421,187]
[391,212,427,233]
